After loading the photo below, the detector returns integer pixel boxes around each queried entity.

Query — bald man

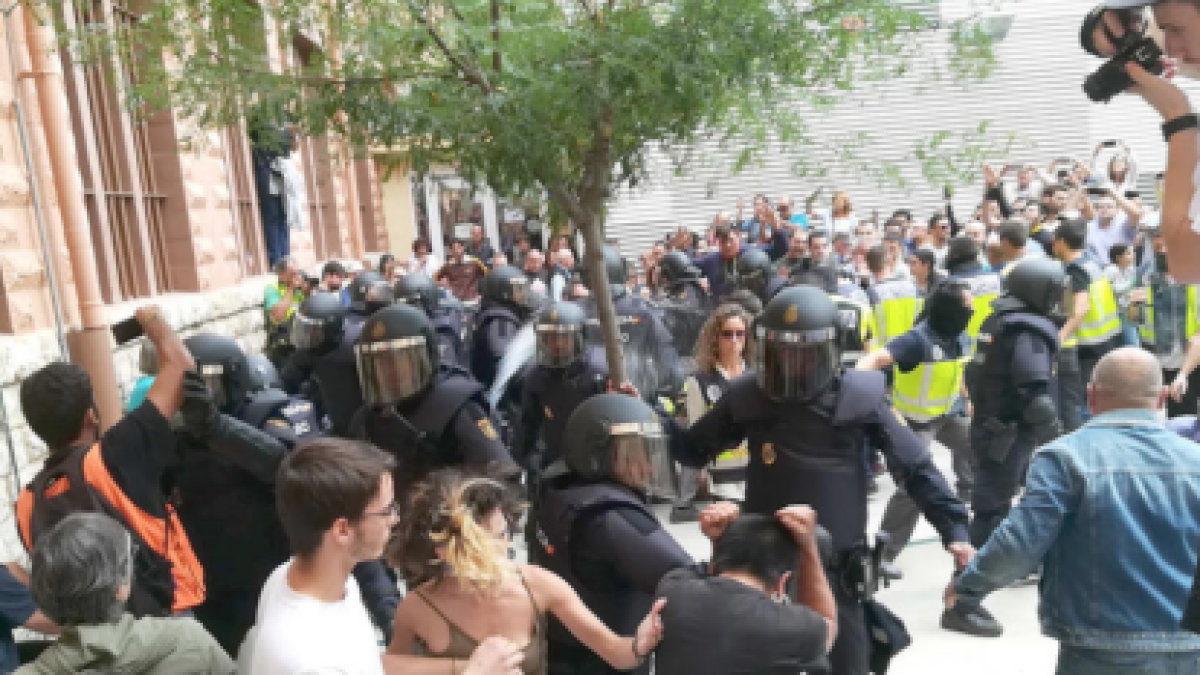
[951,347,1200,667]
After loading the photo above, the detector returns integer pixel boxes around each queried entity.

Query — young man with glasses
[248,438,524,674]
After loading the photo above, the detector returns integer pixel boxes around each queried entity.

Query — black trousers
[828,581,870,675]
[968,424,1037,549]
[1056,348,1084,433]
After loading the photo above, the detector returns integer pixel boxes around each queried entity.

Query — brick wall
[0,275,273,563]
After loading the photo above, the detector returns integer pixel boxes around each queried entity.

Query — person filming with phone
[1083,2,1200,282]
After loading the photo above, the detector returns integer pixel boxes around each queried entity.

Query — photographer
[1094,2,1200,282]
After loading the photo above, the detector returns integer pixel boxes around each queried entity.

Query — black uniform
[657,278,711,371]
[172,336,318,652]
[535,393,693,675]
[516,357,608,472]
[580,292,683,402]
[312,313,367,436]
[683,287,969,675]
[472,300,524,389]
[965,257,1065,547]
[433,305,470,369]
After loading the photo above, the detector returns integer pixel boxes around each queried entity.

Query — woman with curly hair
[671,304,754,523]
[386,469,665,675]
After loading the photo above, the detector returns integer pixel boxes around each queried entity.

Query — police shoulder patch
[762,442,777,465]
[477,418,500,440]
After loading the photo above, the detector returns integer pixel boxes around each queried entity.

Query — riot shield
[657,297,709,365]
[487,323,537,411]
[580,299,661,403]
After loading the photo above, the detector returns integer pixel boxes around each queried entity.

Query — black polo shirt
[654,569,828,675]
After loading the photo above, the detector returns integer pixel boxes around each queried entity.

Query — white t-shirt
[248,560,384,675]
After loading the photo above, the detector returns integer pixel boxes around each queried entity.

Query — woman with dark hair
[386,469,665,675]
[671,304,754,523]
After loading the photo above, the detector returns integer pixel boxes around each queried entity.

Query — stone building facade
[0,6,388,562]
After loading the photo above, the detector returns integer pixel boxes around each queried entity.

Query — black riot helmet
[481,265,531,309]
[563,393,676,500]
[184,333,254,414]
[754,286,840,402]
[291,291,347,355]
[348,270,384,314]
[658,251,700,285]
[1003,257,1069,321]
[736,248,772,301]
[603,246,627,296]
[535,301,586,369]
[394,272,441,316]
[355,305,438,407]
[364,280,395,316]
[246,352,283,392]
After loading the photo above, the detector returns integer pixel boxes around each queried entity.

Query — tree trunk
[576,205,628,388]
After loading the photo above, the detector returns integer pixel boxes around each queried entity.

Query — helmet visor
[536,324,584,368]
[200,364,229,410]
[291,312,329,351]
[355,337,434,406]
[610,422,676,501]
[755,328,838,401]
[509,277,529,306]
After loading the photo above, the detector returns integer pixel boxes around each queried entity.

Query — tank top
[414,572,548,675]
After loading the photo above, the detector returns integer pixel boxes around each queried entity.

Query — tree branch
[491,0,501,73]
[409,2,494,93]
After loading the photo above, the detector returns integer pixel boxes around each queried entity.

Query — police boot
[941,600,1003,638]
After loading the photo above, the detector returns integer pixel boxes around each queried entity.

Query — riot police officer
[536,393,694,675]
[471,265,532,389]
[396,271,469,368]
[731,247,773,305]
[656,251,711,368]
[516,301,609,473]
[965,257,1065,550]
[579,246,684,403]
[684,286,973,675]
[943,237,1004,350]
[354,305,519,496]
[173,334,314,652]
[312,272,394,436]
[279,291,346,396]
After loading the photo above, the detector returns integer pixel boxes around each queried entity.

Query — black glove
[180,370,220,439]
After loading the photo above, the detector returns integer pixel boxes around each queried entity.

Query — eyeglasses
[361,502,400,521]
[720,329,746,339]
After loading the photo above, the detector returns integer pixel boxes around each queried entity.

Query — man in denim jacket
[948,347,1200,674]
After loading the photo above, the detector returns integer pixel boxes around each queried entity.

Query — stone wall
[0,275,273,563]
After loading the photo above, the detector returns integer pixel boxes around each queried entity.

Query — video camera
[1081,5,1165,103]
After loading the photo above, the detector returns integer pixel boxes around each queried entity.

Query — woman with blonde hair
[386,469,665,675]
[670,303,754,523]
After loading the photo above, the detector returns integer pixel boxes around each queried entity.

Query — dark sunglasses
[720,329,746,339]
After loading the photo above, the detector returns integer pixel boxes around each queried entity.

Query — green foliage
[41,0,996,220]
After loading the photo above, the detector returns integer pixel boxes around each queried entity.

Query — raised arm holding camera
[1085,2,1200,282]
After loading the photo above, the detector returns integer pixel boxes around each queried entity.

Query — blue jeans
[1121,318,1141,347]
[1057,646,1200,675]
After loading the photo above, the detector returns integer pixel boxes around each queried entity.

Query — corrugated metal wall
[607,0,1200,254]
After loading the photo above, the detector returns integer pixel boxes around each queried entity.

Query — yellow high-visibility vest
[956,272,1004,351]
[892,328,968,423]
[1140,283,1200,344]
[1065,259,1121,348]
[872,279,922,345]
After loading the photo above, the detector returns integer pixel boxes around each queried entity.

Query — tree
[50,0,997,386]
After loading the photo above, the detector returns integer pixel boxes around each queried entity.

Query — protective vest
[471,304,522,389]
[535,480,657,655]
[1139,279,1200,348]
[524,362,608,469]
[952,271,1004,349]
[1065,258,1121,349]
[892,324,968,423]
[966,309,1060,424]
[433,308,469,368]
[725,371,885,552]
[832,293,876,364]
[691,370,748,486]
[240,389,326,448]
[362,365,488,494]
[312,314,366,437]
[872,278,922,345]
[17,444,204,615]
[267,282,303,327]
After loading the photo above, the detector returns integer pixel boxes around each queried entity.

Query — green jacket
[16,614,233,675]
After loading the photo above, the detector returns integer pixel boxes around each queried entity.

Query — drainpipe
[3,3,77,358]
[21,4,121,431]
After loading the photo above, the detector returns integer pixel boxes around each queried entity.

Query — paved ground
[653,442,1060,675]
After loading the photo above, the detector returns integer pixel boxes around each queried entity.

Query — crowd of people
[5,143,1200,675]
